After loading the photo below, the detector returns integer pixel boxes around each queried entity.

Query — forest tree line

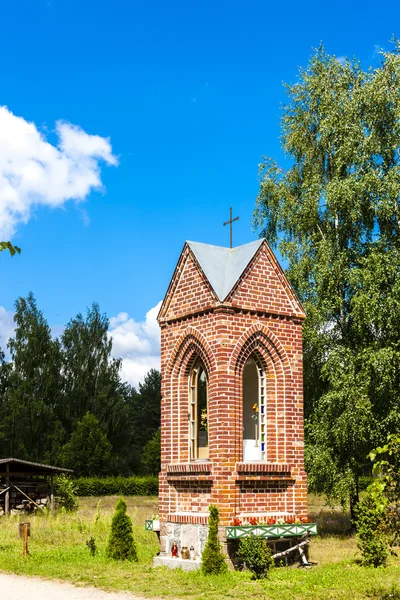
[0,293,161,477]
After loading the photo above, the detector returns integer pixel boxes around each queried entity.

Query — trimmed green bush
[355,484,388,568]
[106,498,138,561]
[201,505,228,575]
[238,535,274,579]
[73,475,158,496]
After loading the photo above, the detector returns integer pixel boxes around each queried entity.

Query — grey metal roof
[187,239,264,301]
[0,458,73,474]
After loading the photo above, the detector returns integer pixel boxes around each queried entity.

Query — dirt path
[0,573,153,600]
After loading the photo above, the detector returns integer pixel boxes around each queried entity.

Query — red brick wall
[158,241,307,527]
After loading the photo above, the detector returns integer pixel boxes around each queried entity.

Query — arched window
[189,362,209,460]
[242,357,266,461]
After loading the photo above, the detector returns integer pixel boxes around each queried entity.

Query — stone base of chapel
[159,520,210,561]
[153,555,202,571]
[156,519,312,570]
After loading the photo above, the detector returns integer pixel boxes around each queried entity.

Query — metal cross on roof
[223,207,239,248]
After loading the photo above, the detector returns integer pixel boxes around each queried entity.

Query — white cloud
[0,106,118,238]
[119,355,161,389]
[0,306,15,355]
[336,56,347,66]
[109,301,162,388]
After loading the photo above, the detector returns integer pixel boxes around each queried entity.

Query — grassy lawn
[0,495,399,600]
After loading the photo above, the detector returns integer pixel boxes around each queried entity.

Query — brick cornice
[166,463,213,474]
[167,513,209,525]
[158,305,304,327]
[236,462,291,474]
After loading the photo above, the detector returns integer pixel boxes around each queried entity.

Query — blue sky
[0,0,398,385]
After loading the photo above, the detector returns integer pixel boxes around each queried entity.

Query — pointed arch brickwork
[227,323,294,466]
[166,326,217,380]
[228,322,293,377]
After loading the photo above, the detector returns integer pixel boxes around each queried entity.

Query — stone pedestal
[153,556,201,571]
[159,521,209,560]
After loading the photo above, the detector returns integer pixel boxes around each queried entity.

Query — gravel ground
[0,573,152,600]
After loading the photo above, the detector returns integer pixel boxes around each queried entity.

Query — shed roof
[187,239,264,302]
[0,458,73,476]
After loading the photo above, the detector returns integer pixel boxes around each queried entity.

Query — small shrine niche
[155,239,309,567]
[242,357,265,462]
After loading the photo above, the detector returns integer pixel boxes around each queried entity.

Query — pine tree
[4,293,64,462]
[60,412,113,476]
[201,505,227,575]
[128,369,161,450]
[106,498,138,561]
[141,429,161,475]
[61,303,131,471]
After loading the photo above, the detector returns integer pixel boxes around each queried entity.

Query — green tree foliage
[60,412,113,476]
[253,42,400,517]
[141,429,161,475]
[0,293,64,462]
[369,435,400,546]
[60,303,132,472]
[0,241,21,256]
[0,349,12,449]
[106,498,138,561]
[0,292,161,475]
[237,535,274,579]
[128,369,161,457]
[201,505,227,575]
[54,474,79,512]
[356,435,400,567]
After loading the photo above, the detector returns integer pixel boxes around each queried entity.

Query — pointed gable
[158,238,305,323]
[187,239,263,302]
[228,241,305,319]
[158,244,217,321]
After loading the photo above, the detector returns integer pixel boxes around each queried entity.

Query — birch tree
[254,43,400,518]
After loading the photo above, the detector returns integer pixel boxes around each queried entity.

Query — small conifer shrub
[106,498,138,561]
[238,535,274,579]
[355,485,388,568]
[201,504,228,575]
[86,536,97,556]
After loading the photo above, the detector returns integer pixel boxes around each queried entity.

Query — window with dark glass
[189,363,209,460]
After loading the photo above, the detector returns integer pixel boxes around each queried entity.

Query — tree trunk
[349,477,360,530]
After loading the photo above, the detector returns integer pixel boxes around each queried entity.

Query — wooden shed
[0,458,73,515]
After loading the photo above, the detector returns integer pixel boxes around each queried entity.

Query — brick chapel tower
[156,239,307,560]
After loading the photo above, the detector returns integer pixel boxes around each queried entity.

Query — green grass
[0,495,399,600]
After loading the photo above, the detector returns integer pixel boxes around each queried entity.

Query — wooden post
[50,475,54,510]
[23,523,29,557]
[5,463,10,515]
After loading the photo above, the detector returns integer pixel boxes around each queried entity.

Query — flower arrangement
[230,515,312,526]
[251,403,259,423]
